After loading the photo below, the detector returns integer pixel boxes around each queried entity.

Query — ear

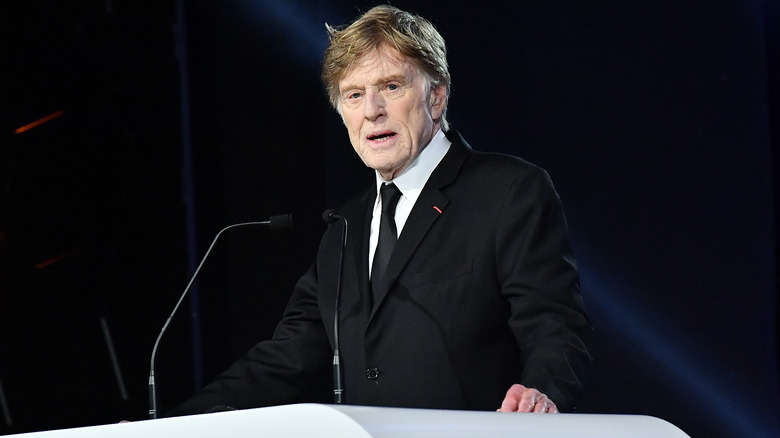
[430,83,447,119]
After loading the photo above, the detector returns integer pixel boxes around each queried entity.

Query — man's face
[338,47,447,180]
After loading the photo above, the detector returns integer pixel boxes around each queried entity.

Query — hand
[498,383,558,413]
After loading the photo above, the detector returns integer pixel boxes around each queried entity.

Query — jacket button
[366,368,381,380]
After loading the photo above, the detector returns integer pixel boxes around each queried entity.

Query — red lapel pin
[433,206,443,214]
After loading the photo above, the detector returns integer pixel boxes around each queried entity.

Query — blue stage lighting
[241,0,330,70]
[579,265,777,437]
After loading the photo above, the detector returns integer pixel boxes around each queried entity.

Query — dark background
[0,1,777,437]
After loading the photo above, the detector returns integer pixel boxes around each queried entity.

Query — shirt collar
[374,128,451,199]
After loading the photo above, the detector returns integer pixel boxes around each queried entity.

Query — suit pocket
[409,258,474,286]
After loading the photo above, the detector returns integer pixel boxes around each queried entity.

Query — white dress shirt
[368,129,451,277]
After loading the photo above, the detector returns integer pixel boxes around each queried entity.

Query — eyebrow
[340,74,408,94]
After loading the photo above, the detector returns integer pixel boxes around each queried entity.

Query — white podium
[5,403,690,437]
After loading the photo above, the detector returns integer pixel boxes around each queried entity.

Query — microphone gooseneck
[148,216,292,419]
[322,209,347,404]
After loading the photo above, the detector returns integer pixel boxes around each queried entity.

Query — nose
[364,90,386,121]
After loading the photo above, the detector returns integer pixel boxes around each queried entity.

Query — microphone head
[322,209,339,224]
[269,214,293,230]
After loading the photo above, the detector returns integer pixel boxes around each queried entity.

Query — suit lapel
[368,131,472,321]
[368,189,449,319]
[351,187,376,317]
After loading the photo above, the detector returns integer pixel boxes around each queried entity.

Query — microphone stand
[323,210,347,404]
[149,215,291,419]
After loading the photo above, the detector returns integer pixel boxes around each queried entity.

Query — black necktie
[371,183,402,298]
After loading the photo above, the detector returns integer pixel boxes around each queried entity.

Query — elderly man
[170,4,592,416]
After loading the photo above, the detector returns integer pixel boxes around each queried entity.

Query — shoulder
[460,148,554,194]
[469,150,545,175]
[445,129,550,182]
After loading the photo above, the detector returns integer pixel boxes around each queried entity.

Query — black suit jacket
[170,131,593,415]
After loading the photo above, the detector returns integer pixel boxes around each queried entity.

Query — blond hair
[321,5,451,130]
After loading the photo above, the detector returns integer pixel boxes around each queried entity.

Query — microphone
[264,213,293,230]
[322,209,347,404]
[148,214,293,419]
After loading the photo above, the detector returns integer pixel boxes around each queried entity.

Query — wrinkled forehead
[339,45,424,89]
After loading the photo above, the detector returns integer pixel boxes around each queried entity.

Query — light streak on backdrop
[239,0,330,70]
[578,260,777,438]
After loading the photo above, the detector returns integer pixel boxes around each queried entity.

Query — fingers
[532,394,558,413]
[498,383,525,412]
[519,389,537,412]
[498,384,558,413]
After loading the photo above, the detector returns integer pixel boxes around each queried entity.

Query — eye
[386,83,399,91]
[346,91,362,100]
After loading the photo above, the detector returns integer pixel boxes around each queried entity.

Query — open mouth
[367,131,397,142]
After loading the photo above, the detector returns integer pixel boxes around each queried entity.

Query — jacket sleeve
[166,262,333,416]
[496,165,593,412]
